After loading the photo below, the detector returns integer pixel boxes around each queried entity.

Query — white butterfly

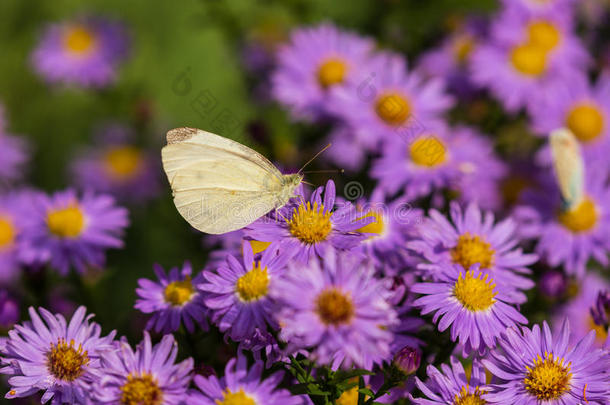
[549,128,584,211]
[161,127,302,234]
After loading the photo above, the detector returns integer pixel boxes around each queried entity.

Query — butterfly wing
[162,128,285,234]
[549,128,584,210]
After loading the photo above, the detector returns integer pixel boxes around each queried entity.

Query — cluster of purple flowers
[1,1,610,404]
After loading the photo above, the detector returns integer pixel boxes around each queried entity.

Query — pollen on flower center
[47,205,86,238]
[566,103,605,142]
[510,43,547,76]
[410,136,447,167]
[524,353,572,400]
[375,92,412,126]
[317,58,348,88]
[249,240,271,254]
[558,198,598,233]
[453,271,497,312]
[453,386,487,405]
[0,217,15,250]
[527,20,560,51]
[64,25,96,55]
[120,373,163,405]
[236,262,269,302]
[356,210,384,238]
[216,388,257,405]
[316,288,354,326]
[287,202,332,244]
[337,385,359,405]
[451,233,495,270]
[46,338,89,381]
[164,276,195,306]
[104,146,142,179]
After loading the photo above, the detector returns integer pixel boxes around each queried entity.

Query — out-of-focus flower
[272,23,374,121]
[95,332,193,404]
[539,270,567,298]
[483,320,610,403]
[408,202,537,304]
[0,306,116,404]
[0,290,19,328]
[328,51,453,152]
[244,180,372,263]
[31,15,130,88]
[411,357,488,404]
[0,193,27,283]
[470,6,589,113]
[412,265,527,354]
[0,103,30,186]
[135,262,208,334]
[187,352,301,405]
[70,123,160,203]
[19,189,129,275]
[515,167,610,277]
[273,250,397,369]
[200,242,291,342]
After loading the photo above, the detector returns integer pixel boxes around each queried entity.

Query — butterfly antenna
[302,169,345,175]
[298,143,332,173]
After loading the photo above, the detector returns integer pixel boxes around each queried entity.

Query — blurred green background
[0,0,496,340]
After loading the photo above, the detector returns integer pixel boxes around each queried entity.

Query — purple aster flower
[412,265,528,354]
[94,332,193,404]
[470,6,589,113]
[187,351,302,405]
[31,15,130,88]
[514,167,610,277]
[199,241,292,342]
[0,290,19,328]
[483,320,610,404]
[70,123,160,203]
[408,202,537,304]
[371,123,503,203]
[0,103,30,186]
[18,189,129,275]
[135,261,208,334]
[244,180,372,263]
[501,0,577,15]
[411,357,489,404]
[552,272,610,348]
[327,51,454,151]
[272,23,375,121]
[272,249,397,369]
[0,306,116,404]
[530,72,610,171]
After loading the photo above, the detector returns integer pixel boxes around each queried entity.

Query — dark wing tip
[166,127,198,145]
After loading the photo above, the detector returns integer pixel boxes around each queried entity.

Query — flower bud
[392,346,421,376]
[539,271,566,298]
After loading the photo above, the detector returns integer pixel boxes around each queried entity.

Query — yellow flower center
[287,202,332,244]
[451,233,495,270]
[46,338,89,382]
[317,58,348,88]
[527,20,560,51]
[236,262,269,302]
[163,276,195,306]
[589,316,608,344]
[63,25,96,55]
[524,353,572,400]
[453,35,475,64]
[337,386,359,405]
[316,288,354,326]
[566,103,605,142]
[249,240,271,254]
[0,216,15,250]
[453,271,497,312]
[104,146,142,180]
[216,388,257,405]
[453,386,487,405]
[410,136,447,167]
[47,205,86,239]
[375,92,412,126]
[356,211,384,238]
[558,198,598,233]
[510,43,548,76]
[120,373,163,405]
